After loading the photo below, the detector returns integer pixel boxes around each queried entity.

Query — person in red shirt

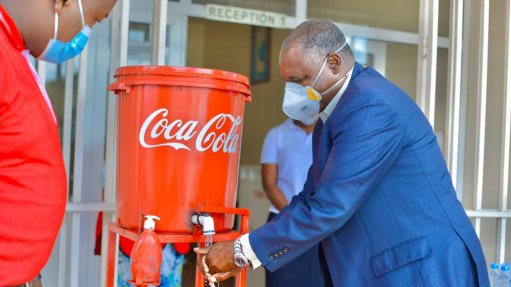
[0,0,116,286]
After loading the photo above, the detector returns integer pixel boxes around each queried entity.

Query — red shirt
[0,5,66,286]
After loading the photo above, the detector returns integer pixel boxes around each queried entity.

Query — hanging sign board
[205,4,287,29]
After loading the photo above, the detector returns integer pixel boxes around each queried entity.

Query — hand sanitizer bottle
[129,215,162,286]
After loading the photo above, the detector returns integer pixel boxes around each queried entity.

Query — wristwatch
[233,238,249,267]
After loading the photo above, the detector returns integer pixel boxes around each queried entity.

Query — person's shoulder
[263,119,291,145]
[351,68,395,94]
[343,67,412,111]
[264,123,281,141]
[270,119,291,133]
[326,68,406,127]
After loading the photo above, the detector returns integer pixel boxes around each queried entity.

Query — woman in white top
[260,118,324,287]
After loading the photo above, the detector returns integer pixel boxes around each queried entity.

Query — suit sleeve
[249,95,405,272]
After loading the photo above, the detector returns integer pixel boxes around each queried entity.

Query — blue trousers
[265,212,325,287]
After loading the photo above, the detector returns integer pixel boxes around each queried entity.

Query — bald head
[279,20,356,113]
[281,19,353,66]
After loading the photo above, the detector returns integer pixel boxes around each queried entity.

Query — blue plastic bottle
[490,263,500,287]
[497,264,510,287]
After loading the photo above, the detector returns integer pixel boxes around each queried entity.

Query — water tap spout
[191,213,215,235]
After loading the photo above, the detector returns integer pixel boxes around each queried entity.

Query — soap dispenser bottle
[129,215,162,286]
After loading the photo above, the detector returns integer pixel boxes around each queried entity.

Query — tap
[191,213,215,235]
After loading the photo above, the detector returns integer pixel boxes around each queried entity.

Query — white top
[241,66,355,270]
[260,118,313,214]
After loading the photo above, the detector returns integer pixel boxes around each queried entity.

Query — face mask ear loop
[53,12,59,40]
[320,69,351,97]
[78,0,85,27]
[311,41,346,89]
[316,41,349,96]
[311,57,328,89]
[335,41,347,54]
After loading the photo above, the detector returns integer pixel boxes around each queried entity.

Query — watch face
[234,257,247,267]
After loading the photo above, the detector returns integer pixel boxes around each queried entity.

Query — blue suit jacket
[250,63,489,286]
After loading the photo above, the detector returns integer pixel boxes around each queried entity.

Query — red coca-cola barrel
[109,66,251,233]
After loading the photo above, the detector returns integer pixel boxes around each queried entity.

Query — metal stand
[106,206,250,287]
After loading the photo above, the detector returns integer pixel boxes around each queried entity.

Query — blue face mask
[38,0,92,63]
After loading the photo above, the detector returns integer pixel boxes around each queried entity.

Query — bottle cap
[143,215,160,230]
[501,264,510,271]
[491,263,499,269]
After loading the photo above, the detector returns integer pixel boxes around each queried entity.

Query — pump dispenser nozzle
[143,215,160,230]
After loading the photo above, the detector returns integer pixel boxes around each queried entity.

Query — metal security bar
[152,0,168,65]
[100,1,131,286]
[416,0,439,128]
[69,43,88,287]
[446,0,463,193]
[472,0,489,237]
[295,0,307,24]
[497,0,511,264]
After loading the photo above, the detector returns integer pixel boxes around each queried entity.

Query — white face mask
[282,42,348,124]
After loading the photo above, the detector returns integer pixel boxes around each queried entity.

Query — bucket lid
[110,66,251,101]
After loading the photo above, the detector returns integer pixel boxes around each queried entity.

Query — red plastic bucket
[109,66,251,233]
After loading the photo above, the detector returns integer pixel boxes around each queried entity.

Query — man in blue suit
[195,19,490,286]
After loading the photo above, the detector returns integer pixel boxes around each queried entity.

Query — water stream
[204,235,218,287]
[205,234,213,248]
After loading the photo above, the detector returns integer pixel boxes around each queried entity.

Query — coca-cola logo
[139,108,242,153]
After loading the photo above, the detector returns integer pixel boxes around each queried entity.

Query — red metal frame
[106,206,250,287]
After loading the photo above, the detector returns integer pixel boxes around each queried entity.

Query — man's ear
[327,53,342,74]
[54,0,65,15]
